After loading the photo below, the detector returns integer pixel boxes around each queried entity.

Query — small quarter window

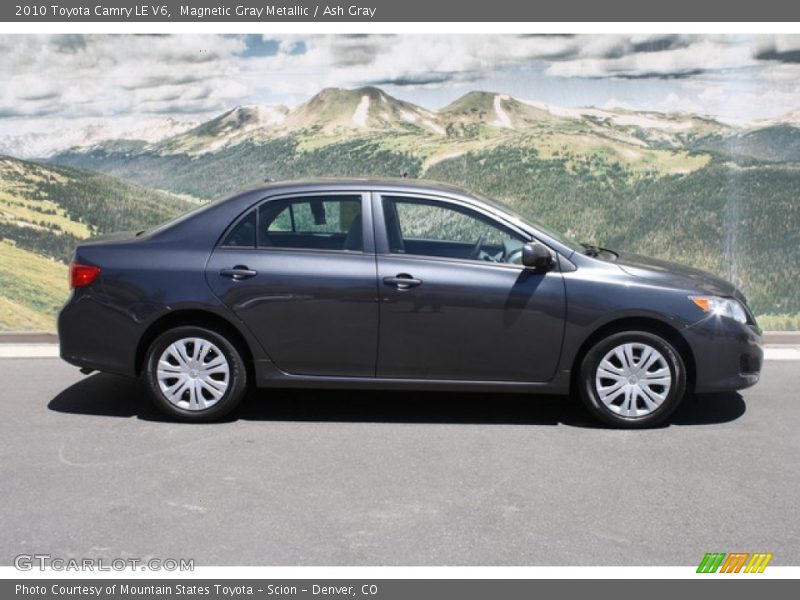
[221,210,256,247]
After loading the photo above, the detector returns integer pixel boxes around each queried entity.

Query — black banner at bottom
[4,579,797,600]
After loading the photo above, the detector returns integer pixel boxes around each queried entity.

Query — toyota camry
[58,179,763,427]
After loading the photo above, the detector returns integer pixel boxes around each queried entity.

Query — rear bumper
[683,316,763,393]
[58,291,139,377]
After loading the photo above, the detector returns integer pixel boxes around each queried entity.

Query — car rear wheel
[579,331,686,428]
[144,326,247,422]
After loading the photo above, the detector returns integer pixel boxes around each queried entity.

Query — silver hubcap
[595,342,672,418]
[156,337,230,411]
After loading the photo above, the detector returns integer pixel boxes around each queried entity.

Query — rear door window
[258,196,363,251]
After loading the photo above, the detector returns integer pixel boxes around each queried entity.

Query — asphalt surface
[1,358,798,566]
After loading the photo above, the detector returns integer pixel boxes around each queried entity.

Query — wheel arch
[135,309,256,381]
[569,317,696,392]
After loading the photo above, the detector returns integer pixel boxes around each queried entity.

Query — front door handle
[383,274,422,289]
[220,266,258,280]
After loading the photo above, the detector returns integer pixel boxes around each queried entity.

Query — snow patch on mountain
[352,95,370,127]
[516,98,695,131]
[0,116,199,158]
[422,119,446,135]
[492,95,513,129]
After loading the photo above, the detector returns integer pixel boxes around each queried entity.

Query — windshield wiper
[581,242,619,261]
[581,242,601,257]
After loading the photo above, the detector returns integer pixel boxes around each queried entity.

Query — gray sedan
[58,179,762,427]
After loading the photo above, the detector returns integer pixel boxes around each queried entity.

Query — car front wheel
[579,331,687,428]
[144,325,247,422]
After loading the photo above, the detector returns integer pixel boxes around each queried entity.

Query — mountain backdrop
[2,86,799,331]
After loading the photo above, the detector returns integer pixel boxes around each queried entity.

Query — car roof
[236,177,475,197]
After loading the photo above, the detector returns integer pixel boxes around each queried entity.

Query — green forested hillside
[53,137,425,200]
[0,156,196,330]
[693,125,800,163]
[0,240,68,331]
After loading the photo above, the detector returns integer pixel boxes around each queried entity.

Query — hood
[614,251,736,297]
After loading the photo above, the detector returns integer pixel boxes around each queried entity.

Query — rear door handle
[220,266,258,280]
[383,274,422,289]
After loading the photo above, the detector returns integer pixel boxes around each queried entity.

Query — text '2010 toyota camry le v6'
[58,179,762,427]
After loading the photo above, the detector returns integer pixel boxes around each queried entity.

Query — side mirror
[522,242,555,271]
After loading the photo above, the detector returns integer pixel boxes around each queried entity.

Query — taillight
[69,262,100,289]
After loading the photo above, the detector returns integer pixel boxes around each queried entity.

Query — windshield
[472,192,584,253]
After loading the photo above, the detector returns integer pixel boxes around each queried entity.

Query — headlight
[690,296,748,324]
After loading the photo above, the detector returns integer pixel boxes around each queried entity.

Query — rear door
[206,192,379,377]
[374,193,566,382]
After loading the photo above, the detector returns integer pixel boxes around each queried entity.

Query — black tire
[143,325,247,422]
[579,330,687,428]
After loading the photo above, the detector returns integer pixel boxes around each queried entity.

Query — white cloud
[0,35,248,119]
[1,34,800,132]
[546,38,756,79]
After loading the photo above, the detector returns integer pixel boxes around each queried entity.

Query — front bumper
[683,316,763,393]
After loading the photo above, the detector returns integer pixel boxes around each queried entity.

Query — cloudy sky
[3,33,800,138]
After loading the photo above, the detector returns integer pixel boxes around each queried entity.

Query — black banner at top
[3,0,800,22]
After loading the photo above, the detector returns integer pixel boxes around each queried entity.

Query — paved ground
[1,358,798,566]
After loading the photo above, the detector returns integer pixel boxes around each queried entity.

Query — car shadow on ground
[48,373,746,428]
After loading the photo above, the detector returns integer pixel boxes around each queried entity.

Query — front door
[374,194,565,382]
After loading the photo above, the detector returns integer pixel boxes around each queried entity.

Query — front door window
[382,196,526,264]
